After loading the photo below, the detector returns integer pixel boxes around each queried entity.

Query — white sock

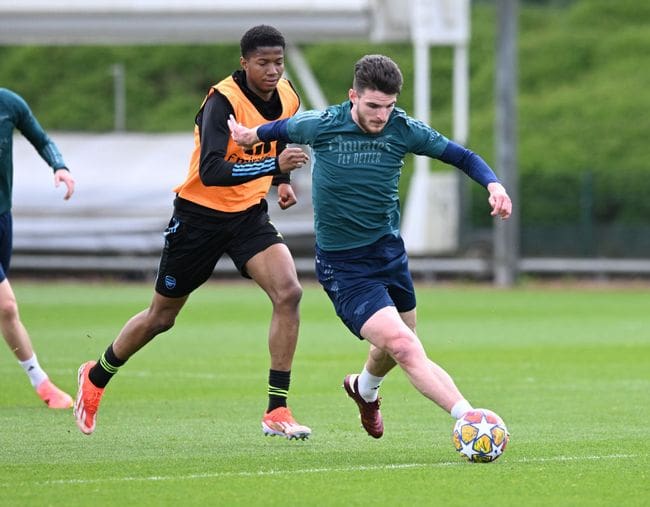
[451,399,473,419]
[358,367,384,402]
[19,354,48,388]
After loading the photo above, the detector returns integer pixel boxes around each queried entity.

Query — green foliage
[466,1,650,227]
[0,0,648,226]
[0,44,241,131]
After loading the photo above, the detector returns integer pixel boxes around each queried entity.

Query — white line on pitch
[1,453,638,488]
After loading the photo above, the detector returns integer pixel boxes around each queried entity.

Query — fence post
[580,170,595,256]
[111,63,126,132]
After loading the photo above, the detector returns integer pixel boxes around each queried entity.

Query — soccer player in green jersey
[229,54,512,438]
[0,88,75,408]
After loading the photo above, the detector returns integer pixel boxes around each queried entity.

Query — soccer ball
[452,408,509,463]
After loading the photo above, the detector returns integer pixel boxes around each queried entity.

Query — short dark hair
[240,25,286,58]
[353,54,403,96]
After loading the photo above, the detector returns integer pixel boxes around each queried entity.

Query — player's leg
[357,306,415,393]
[354,306,415,397]
[0,278,35,362]
[74,292,188,434]
[245,243,310,439]
[360,306,471,418]
[355,345,395,398]
[246,243,301,372]
[112,293,189,359]
[314,238,398,438]
[88,292,189,391]
[341,317,411,439]
[0,210,72,409]
[342,345,389,438]
[0,278,73,408]
[399,307,417,333]
[229,200,308,439]
[343,308,416,436]
[75,213,213,434]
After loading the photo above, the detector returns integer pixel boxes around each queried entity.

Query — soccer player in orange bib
[74,25,310,439]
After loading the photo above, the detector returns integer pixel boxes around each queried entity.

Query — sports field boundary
[10,253,650,279]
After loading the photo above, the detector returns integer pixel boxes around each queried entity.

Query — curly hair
[240,25,286,58]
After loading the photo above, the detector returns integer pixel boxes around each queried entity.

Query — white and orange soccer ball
[452,408,509,463]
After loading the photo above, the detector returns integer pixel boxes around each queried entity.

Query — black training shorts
[155,199,285,297]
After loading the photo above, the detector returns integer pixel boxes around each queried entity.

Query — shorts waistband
[315,233,403,260]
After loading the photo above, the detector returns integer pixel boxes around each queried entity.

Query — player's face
[349,88,397,134]
[241,46,285,100]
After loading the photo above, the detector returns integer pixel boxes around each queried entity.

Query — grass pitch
[0,280,648,506]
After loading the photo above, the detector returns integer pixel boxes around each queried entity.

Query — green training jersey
[287,101,449,251]
[0,88,67,214]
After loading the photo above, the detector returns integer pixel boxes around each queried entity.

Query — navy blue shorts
[0,211,13,283]
[315,234,416,339]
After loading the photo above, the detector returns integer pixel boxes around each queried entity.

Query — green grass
[1,281,648,506]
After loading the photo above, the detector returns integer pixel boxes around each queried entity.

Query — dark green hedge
[470,168,650,227]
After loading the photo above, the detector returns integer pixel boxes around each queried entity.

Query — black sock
[267,369,291,412]
[89,344,126,388]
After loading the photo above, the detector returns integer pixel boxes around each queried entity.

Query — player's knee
[385,332,421,366]
[0,297,19,322]
[154,317,175,335]
[273,281,302,309]
[147,311,177,335]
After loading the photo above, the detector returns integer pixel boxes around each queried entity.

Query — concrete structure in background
[2,0,376,44]
[11,133,314,275]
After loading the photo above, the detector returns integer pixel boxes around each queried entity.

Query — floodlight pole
[493,0,519,286]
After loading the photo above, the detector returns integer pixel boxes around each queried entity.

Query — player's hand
[54,168,75,200]
[277,183,297,210]
[277,147,309,174]
[227,114,258,148]
[487,182,512,219]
